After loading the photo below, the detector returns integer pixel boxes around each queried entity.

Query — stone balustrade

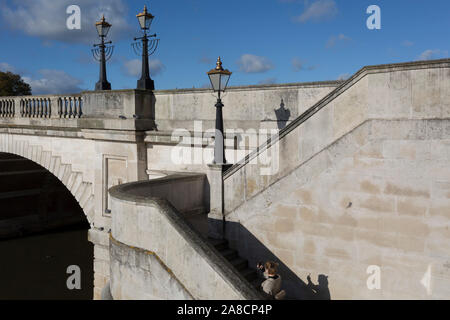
[0,99,15,118]
[0,95,83,119]
[0,90,156,132]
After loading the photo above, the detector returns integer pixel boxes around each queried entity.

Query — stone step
[207,237,265,298]
[219,248,238,261]
[241,268,258,282]
[251,278,262,289]
[208,238,228,251]
[228,257,248,271]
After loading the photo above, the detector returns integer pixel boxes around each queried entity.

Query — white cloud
[199,56,213,65]
[122,59,165,77]
[295,0,338,23]
[237,54,274,73]
[0,0,133,44]
[292,58,317,72]
[0,62,16,73]
[292,58,304,72]
[23,69,84,95]
[402,40,414,47]
[122,59,141,77]
[326,33,351,48]
[417,49,448,61]
[337,73,350,81]
[258,77,277,85]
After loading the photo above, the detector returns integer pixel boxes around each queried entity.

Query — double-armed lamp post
[93,16,114,91]
[207,57,232,165]
[133,5,159,90]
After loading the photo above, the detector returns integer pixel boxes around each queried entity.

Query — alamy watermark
[66,5,81,30]
[171,121,280,176]
[366,5,381,30]
[366,265,381,290]
[66,265,81,290]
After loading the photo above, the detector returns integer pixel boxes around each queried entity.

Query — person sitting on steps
[256,261,286,300]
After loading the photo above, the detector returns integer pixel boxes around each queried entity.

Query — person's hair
[265,261,279,275]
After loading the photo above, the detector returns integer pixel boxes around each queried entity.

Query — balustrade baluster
[69,97,74,118]
[26,100,30,117]
[48,99,52,118]
[38,99,42,117]
[36,99,40,117]
[32,99,35,117]
[57,98,61,118]
[44,99,48,118]
[79,97,83,118]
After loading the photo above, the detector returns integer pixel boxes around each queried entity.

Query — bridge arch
[0,135,95,224]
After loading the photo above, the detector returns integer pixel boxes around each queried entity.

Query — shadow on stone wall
[150,92,157,130]
[223,220,330,300]
[274,98,291,130]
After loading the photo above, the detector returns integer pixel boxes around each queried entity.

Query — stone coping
[110,173,205,198]
[153,80,343,94]
[0,81,341,100]
[109,175,264,300]
[223,58,450,179]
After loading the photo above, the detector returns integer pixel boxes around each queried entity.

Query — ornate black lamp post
[207,57,232,164]
[93,15,114,91]
[132,5,159,90]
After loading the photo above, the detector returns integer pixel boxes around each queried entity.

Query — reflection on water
[0,227,93,300]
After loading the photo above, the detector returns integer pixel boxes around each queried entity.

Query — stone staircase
[207,237,261,290]
[184,212,264,295]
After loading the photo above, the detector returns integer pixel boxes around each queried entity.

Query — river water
[0,227,93,300]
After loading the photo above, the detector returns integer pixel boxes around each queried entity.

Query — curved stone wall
[108,175,262,300]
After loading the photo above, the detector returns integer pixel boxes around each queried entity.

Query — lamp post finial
[216,56,223,71]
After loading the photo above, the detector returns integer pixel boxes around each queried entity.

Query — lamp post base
[137,78,154,90]
[95,81,111,91]
[207,163,233,239]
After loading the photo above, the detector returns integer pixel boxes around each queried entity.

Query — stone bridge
[0,59,449,299]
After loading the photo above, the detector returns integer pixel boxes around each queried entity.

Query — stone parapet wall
[224,59,450,214]
[152,81,340,133]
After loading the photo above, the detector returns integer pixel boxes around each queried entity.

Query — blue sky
[0,0,448,94]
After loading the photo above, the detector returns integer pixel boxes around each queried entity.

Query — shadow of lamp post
[92,15,113,91]
[132,5,159,90]
[207,57,232,165]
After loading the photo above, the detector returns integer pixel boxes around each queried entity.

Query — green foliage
[0,71,32,96]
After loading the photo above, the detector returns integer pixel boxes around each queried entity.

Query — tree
[0,71,32,96]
